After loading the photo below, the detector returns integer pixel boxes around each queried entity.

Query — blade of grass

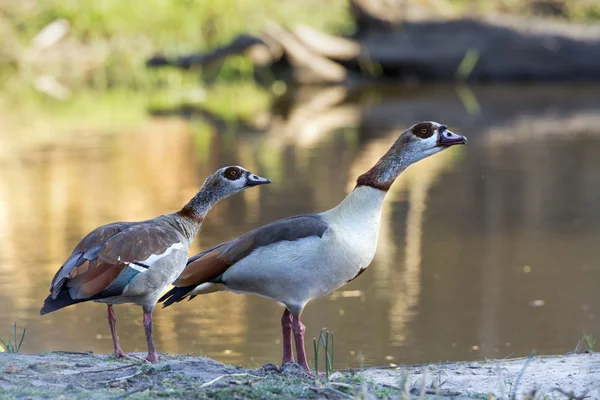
[331,333,334,368]
[313,337,319,381]
[319,331,332,379]
[325,330,330,379]
[0,322,26,353]
[510,351,535,400]
[16,327,26,352]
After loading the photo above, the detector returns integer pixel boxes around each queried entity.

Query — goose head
[356,121,466,192]
[201,166,271,199]
[178,166,270,223]
[399,121,467,165]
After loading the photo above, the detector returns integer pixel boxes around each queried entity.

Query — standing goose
[159,122,466,370]
[40,166,270,363]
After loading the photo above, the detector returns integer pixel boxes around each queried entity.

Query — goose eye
[229,170,238,177]
[421,128,428,134]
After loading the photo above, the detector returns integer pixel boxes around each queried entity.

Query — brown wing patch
[173,249,230,287]
[412,122,435,139]
[50,223,182,301]
[67,259,127,299]
[50,222,132,296]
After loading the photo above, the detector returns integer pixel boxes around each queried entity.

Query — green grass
[123,374,313,400]
[313,328,335,381]
[2,0,598,92]
[583,332,596,351]
[0,0,353,88]
[4,0,353,50]
[0,323,26,354]
[373,385,399,399]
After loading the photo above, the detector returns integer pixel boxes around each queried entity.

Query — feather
[42,222,182,314]
[159,214,329,306]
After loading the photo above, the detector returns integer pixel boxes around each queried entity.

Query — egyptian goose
[159,122,466,370]
[40,166,270,363]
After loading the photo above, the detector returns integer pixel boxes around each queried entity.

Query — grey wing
[159,214,329,306]
[220,214,330,263]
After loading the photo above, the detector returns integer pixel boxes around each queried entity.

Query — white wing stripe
[139,242,186,267]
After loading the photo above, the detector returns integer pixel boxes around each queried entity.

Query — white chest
[320,186,386,279]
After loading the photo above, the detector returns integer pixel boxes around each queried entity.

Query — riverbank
[0,352,597,399]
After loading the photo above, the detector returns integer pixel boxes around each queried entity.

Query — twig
[199,373,261,388]
[325,386,354,399]
[572,338,585,354]
[76,364,141,375]
[98,366,145,384]
[111,384,154,399]
[410,387,462,397]
[552,388,590,399]
[329,382,354,389]
[382,383,403,391]
[510,351,535,400]
[382,382,461,397]
[51,350,93,355]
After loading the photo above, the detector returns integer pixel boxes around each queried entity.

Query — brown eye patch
[412,122,434,139]
[223,167,242,180]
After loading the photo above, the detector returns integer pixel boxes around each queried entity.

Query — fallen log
[147,15,600,83]
[146,34,269,69]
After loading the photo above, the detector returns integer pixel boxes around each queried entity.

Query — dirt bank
[0,352,597,399]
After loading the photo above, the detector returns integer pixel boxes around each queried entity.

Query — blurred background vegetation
[0,0,350,90]
[0,0,599,136]
[2,0,599,89]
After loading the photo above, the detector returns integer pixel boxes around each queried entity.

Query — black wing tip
[159,286,196,308]
[40,291,82,315]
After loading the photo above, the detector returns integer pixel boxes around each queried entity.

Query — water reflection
[1,84,600,368]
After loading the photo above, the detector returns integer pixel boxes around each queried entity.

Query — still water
[1,84,600,368]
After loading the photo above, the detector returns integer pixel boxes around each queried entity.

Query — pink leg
[281,309,294,364]
[107,305,136,360]
[143,311,159,363]
[292,315,309,371]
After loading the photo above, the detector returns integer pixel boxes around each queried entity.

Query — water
[1,84,600,368]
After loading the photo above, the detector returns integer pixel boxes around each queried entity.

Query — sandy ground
[359,353,600,399]
[0,352,597,399]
